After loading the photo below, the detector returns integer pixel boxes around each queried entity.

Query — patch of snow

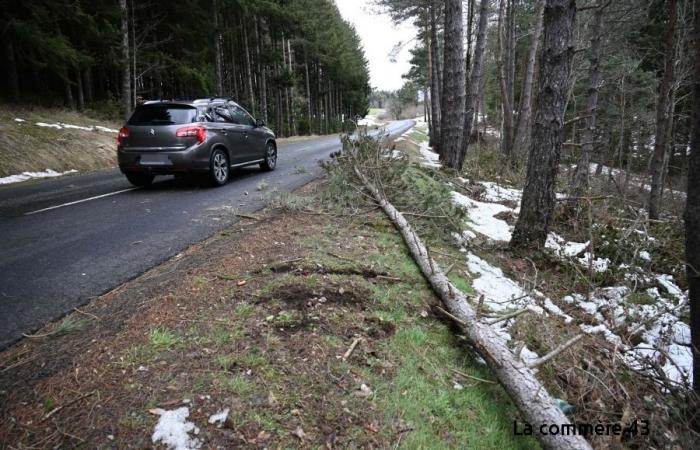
[0,169,78,185]
[639,250,651,261]
[151,407,201,450]
[546,233,589,258]
[577,253,611,273]
[59,123,93,131]
[566,282,691,386]
[466,253,530,313]
[479,181,522,202]
[451,191,512,241]
[32,121,118,133]
[418,141,441,168]
[208,408,230,425]
[14,118,25,122]
[94,125,119,133]
[36,122,63,129]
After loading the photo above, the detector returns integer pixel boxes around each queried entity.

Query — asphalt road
[0,120,415,349]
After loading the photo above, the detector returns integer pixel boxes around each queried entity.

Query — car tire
[208,148,230,186]
[260,142,277,171]
[124,172,154,187]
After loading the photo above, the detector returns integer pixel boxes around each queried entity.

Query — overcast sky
[335,0,417,92]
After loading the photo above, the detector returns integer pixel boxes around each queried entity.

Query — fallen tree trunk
[353,165,592,450]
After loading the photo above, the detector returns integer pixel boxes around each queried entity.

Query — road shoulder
[0,180,533,449]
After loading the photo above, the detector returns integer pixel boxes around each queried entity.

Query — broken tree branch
[527,335,585,368]
[353,164,592,450]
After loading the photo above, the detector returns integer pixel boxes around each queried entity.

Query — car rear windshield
[128,105,198,125]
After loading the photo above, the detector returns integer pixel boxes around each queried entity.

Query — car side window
[213,106,232,123]
[228,105,255,127]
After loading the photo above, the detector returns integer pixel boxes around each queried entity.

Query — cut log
[353,165,592,450]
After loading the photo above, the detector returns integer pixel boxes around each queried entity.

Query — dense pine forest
[0,0,370,136]
[380,0,697,349]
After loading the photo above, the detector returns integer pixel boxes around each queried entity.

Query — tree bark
[120,0,131,120]
[459,0,490,167]
[497,0,515,160]
[513,0,545,158]
[255,18,268,122]
[511,0,576,250]
[304,49,312,132]
[428,2,442,148]
[439,0,466,168]
[288,38,296,135]
[686,0,700,391]
[4,38,20,102]
[243,17,256,115]
[213,0,223,96]
[648,0,677,220]
[571,3,605,206]
[353,165,593,450]
[76,67,85,111]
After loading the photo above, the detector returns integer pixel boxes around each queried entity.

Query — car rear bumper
[118,146,210,174]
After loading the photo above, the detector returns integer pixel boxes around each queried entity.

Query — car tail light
[176,126,207,144]
[117,127,129,146]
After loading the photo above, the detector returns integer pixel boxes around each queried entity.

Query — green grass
[148,327,182,350]
[375,324,538,449]
[409,129,429,143]
[216,374,255,396]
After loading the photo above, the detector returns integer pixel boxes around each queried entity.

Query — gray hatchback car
[117,98,277,187]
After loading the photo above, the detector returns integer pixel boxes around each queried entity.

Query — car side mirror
[255,119,265,127]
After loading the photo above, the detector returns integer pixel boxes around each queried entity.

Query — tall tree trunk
[288,38,296,135]
[497,0,515,159]
[64,78,75,110]
[255,18,268,121]
[229,32,239,100]
[511,0,576,250]
[243,17,255,115]
[76,67,85,111]
[459,0,490,166]
[571,3,605,206]
[83,67,93,103]
[439,0,466,168]
[685,0,700,391]
[213,0,223,96]
[119,0,131,120]
[4,38,20,102]
[513,0,545,158]
[649,0,678,220]
[428,2,442,148]
[304,49,312,132]
[466,0,475,71]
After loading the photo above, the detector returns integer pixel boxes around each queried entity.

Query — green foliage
[1,0,370,136]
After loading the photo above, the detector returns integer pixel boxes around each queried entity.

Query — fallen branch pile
[353,164,592,450]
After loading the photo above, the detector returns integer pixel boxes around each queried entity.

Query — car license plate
[140,154,170,165]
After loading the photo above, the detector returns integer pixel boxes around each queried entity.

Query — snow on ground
[0,169,77,185]
[449,177,691,386]
[451,191,512,241]
[418,142,441,168]
[563,280,691,386]
[208,408,230,425]
[151,407,201,450]
[15,118,118,133]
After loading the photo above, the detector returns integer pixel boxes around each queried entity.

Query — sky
[335,0,418,92]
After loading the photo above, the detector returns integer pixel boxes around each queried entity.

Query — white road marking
[25,188,138,215]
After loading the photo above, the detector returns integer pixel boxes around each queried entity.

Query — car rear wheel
[209,149,230,186]
[260,142,277,171]
[124,172,154,187]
